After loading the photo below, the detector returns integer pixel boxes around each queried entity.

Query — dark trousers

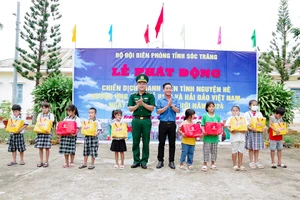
[157,121,176,162]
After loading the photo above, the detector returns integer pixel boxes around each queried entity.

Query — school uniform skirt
[8,134,26,152]
[34,134,52,149]
[110,139,127,152]
[245,131,264,150]
[83,136,99,158]
[59,135,77,155]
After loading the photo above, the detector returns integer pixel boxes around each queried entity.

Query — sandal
[43,162,49,168]
[37,162,43,167]
[62,163,69,168]
[119,165,124,170]
[114,165,119,169]
[179,165,186,170]
[78,164,87,169]
[201,165,208,172]
[69,163,75,168]
[210,165,218,171]
[277,164,287,168]
[233,165,239,171]
[88,165,95,170]
[249,162,256,169]
[271,164,277,169]
[7,162,17,166]
[19,161,25,165]
[239,166,246,171]
[187,165,193,170]
[256,162,264,169]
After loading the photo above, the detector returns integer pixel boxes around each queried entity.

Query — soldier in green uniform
[128,74,155,169]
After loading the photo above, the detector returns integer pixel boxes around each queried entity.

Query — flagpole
[183,25,186,49]
[162,3,164,48]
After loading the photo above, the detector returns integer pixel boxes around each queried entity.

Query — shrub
[32,74,72,126]
[258,73,295,124]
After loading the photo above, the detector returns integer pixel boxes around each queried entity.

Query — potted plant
[283,136,293,148]
[26,108,33,120]
[0,100,12,127]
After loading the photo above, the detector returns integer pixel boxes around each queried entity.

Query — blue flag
[108,25,113,42]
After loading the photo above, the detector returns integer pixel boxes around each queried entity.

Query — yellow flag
[72,25,76,42]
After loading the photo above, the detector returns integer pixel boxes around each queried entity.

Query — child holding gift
[7,104,28,166]
[225,106,247,171]
[177,109,197,170]
[59,104,81,168]
[34,102,55,168]
[201,101,221,172]
[110,109,127,169]
[79,107,101,170]
[244,100,268,169]
[269,107,287,168]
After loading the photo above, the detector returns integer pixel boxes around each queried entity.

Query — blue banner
[74,48,257,141]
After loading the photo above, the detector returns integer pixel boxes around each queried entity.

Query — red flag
[155,5,164,38]
[144,24,150,44]
[217,26,221,45]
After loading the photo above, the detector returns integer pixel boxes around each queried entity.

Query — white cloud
[89,101,113,111]
[74,50,95,70]
[79,93,94,102]
[74,76,98,89]
[231,94,257,105]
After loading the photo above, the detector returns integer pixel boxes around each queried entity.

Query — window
[16,84,23,104]
[291,88,300,107]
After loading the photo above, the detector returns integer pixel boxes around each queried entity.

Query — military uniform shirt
[128,92,155,117]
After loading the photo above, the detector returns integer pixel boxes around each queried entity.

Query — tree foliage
[258,0,300,84]
[13,0,62,86]
[258,72,295,124]
[32,74,72,125]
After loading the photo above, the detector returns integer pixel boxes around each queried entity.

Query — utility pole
[12,2,20,104]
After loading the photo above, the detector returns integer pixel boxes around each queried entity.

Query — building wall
[0,72,35,115]
[0,71,72,116]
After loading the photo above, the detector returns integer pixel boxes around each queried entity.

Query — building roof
[0,48,73,69]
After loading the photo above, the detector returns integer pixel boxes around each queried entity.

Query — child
[58,104,81,168]
[225,106,247,171]
[34,102,55,167]
[79,107,101,170]
[7,104,28,166]
[244,100,268,169]
[110,110,127,169]
[177,109,197,170]
[201,101,221,172]
[269,107,287,168]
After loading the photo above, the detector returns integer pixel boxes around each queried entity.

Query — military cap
[136,74,149,83]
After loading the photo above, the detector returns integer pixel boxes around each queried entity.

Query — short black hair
[275,107,285,116]
[163,82,172,89]
[205,101,215,112]
[249,100,257,106]
[89,107,97,113]
[111,109,122,119]
[12,104,21,111]
[184,109,195,120]
[231,105,240,111]
[42,102,50,108]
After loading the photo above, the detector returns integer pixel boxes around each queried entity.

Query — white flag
[180,25,185,41]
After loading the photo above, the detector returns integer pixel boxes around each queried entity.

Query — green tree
[258,0,300,84]
[292,27,300,37]
[0,23,3,30]
[13,0,62,86]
